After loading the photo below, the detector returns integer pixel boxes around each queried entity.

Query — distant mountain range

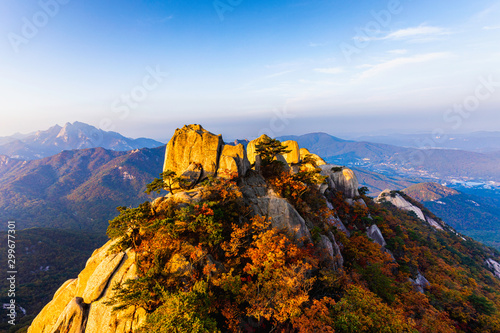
[403,182,500,249]
[0,146,165,232]
[0,121,163,160]
[350,131,500,153]
[1,124,499,244]
[278,132,500,182]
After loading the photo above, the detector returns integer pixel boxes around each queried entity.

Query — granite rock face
[366,224,387,248]
[246,134,270,165]
[28,241,146,333]
[317,233,344,270]
[486,258,500,279]
[219,144,250,178]
[281,140,300,164]
[163,124,223,179]
[299,148,326,166]
[376,190,426,221]
[252,195,312,243]
[320,165,360,199]
[410,272,431,294]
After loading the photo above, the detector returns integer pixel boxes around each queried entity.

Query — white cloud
[388,49,408,55]
[354,24,451,42]
[358,52,451,80]
[384,25,450,40]
[483,25,500,30]
[314,67,344,74]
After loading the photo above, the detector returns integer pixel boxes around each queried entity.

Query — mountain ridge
[0,121,164,160]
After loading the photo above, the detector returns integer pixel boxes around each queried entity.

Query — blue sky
[0,0,499,141]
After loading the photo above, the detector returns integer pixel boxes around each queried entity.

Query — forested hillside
[0,146,165,232]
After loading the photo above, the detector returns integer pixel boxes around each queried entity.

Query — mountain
[278,132,500,181]
[351,167,421,195]
[26,125,500,333]
[403,182,500,249]
[0,146,166,232]
[403,182,460,201]
[351,131,500,153]
[0,131,34,146]
[0,122,164,160]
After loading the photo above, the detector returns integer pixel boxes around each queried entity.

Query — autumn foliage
[104,140,500,332]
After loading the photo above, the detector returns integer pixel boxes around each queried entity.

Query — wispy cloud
[358,52,451,80]
[483,25,500,30]
[387,49,408,55]
[314,67,344,74]
[354,24,451,42]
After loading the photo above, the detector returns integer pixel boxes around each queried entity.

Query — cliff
[29,124,500,333]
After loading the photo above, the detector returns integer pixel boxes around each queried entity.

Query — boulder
[219,144,250,178]
[366,224,387,248]
[275,154,291,170]
[410,272,430,294]
[246,134,270,165]
[300,148,326,166]
[320,165,360,199]
[252,196,312,243]
[169,189,204,204]
[163,124,223,179]
[377,190,426,221]
[281,140,300,164]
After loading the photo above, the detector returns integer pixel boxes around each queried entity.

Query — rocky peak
[163,124,224,179]
[246,134,271,165]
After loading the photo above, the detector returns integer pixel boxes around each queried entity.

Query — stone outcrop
[179,163,203,189]
[163,124,223,179]
[28,279,78,333]
[317,232,343,270]
[246,134,269,165]
[28,241,146,333]
[410,272,430,294]
[366,224,387,248]
[486,259,500,279]
[377,190,426,221]
[218,144,250,178]
[49,297,88,333]
[300,148,326,166]
[377,190,449,232]
[320,165,360,199]
[325,200,350,236]
[425,216,444,231]
[281,140,300,164]
[253,195,312,243]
